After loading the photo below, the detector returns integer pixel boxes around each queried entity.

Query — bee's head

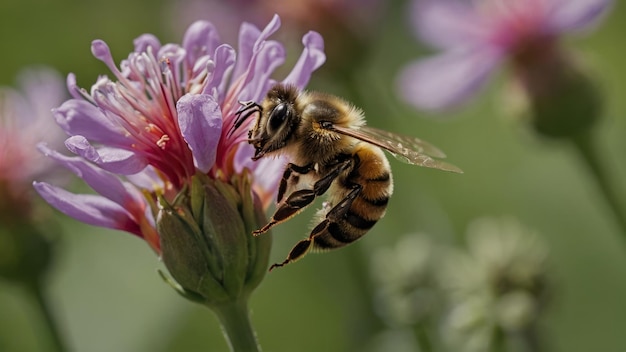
[249,84,300,160]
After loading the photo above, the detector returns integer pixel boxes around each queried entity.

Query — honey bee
[232,84,462,270]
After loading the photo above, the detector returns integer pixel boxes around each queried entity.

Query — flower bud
[510,48,602,139]
[158,171,271,307]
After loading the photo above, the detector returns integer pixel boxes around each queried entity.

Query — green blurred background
[2,0,626,351]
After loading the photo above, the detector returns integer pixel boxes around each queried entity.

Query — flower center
[484,0,555,60]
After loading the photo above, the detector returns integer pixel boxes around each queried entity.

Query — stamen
[156,134,170,149]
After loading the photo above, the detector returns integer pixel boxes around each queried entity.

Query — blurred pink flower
[397,0,612,111]
[0,68,65,208]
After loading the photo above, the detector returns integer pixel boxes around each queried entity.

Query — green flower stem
[413,321,433,352]
[25,281,66,352]
[212,299,260,352]
[570,132,626,236]
[491,326,507,352]
[520,325,543,352]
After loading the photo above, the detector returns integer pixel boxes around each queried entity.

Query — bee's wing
[330,125,463,173]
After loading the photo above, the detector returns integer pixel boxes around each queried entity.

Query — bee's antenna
[229,101,262,137]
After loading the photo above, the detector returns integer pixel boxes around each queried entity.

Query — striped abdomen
[313,144,393,250]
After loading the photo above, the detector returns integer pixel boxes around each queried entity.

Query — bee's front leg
[277,162,315,204]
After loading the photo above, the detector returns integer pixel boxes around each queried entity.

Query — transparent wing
[330,125,463,173]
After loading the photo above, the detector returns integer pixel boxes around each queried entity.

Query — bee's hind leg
[269,183,362,271]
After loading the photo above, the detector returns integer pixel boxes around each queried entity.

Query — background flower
[0,68,65,203]
[439,217,549,352]
[0,67,68,352]
[397,0,612,111]
[0,67,66,271]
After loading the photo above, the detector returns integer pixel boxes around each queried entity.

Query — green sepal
[196,176,248,300]
[232,171,272,292]
[158,194,229,303]
[157,269,205,303]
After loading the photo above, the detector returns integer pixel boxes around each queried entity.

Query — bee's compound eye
[268,103,288,132]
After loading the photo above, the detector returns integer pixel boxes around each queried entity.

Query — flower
[370,233,441,327]
[0,68,66,209]
[0,68,66,285]
[34,15,325,305]
[438,217,549,352]
[397,0,612,112]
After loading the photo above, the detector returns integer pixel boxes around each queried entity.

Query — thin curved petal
[547,0,613,33]
[38,143,142,208]
[64,136,148,175]
[282,31,325,89]
[411,0,493,49]
[126,166,165,191]
[53,99,130,146]
[182,20,221,69]
[239,40,286,103]
[134,34,161,54]
[232,15,281,80]
[397,48,503,111]
[34,182,141,235]
[177,93,222,173]
[203,44,236,100]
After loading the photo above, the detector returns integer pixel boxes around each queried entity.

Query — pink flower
[0,68,65,207]
[397,0,612,111]
[34,16,325,254]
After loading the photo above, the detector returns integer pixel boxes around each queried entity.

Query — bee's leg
[277,162,314,204]
[254,157,353,236]
[229,101,262,136]
[269,184,362,271]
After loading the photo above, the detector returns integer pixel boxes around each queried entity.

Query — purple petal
[34,182,140,235]
[282,31,326,89]
[177,93,222,173]
[397,48,503,111]
[91,40,121,77]
[232,15,281,80]
[134,34,162,54]
[234,145,284,204]
[232,22,261,80]
[239,40,286,103]
[66,73,84,100]
[253,14,281,52]
[411,0,493,49]
[64,135,148,174]
[547,0,612,33]
[203,44,236,99]
[53,99,130,146]
[183,20,222,69]
[126,166,164,190]
[38,143,143,207]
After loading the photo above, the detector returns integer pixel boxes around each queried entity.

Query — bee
[231,84,462,270]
